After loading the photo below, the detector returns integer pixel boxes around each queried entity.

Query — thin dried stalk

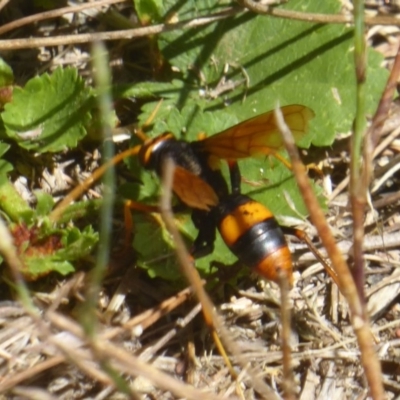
[274,105,385,399]
[1,4,400,51]
[159,158,280,399]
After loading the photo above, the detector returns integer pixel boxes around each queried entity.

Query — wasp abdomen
[216,195,293,284]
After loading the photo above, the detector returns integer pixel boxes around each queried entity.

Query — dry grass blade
[45,311,228,400]
[2,3,400,51]
[274,105,385,399]
[0,0,126,36]
[0,7,242,50]
[158,158,235,375]
[241,0,400,25]
[0,299,232,399]
[278,270,294,400]
[159,158,281,399]
[0,0,10,12]
[365,41,400,158]
[0,355,65,393]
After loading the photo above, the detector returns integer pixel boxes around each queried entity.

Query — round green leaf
[2,67,93,152]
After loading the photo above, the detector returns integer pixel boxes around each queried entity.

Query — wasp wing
[199,105,314,160]
[172,166,219,211]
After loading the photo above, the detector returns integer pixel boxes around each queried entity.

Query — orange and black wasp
[50,104,329,284]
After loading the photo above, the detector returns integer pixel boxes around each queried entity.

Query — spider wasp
[50,104,331,285]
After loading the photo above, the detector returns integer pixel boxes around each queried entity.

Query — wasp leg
[272,152,323,176]
[270,152,293,170]
[190,209,217,258]
[227,161,242,195]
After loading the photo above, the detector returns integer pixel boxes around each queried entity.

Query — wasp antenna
[135,99,164,142]
[49,144,143,223]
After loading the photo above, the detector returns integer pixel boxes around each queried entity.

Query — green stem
[79,42,116,337]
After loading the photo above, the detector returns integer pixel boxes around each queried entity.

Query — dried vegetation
[1,1,400,399]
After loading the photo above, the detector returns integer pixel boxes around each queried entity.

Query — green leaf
[0,159,12,176]
[132,213,180,280]
[133,0,163,24]
[0,59,13,86]
[0,142,10,158]
[58,226,98,260]
[2,67,93,152]
[0,143,34,223]
[130,200,238,280]
[34,191,55,217]
[13,222,98,280]
[0,176,34,223]
[155,0,386,147]
[115,80,188,100]
[0,142,13,176]
[57,199,103,225]
[23,257,75,279]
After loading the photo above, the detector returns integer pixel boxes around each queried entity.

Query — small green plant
[0,66,98,279]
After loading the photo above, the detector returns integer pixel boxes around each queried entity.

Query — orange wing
[172,166,219,211]
[199,105,314,160]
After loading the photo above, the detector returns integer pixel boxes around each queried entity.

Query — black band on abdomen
[230,218,287,269]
